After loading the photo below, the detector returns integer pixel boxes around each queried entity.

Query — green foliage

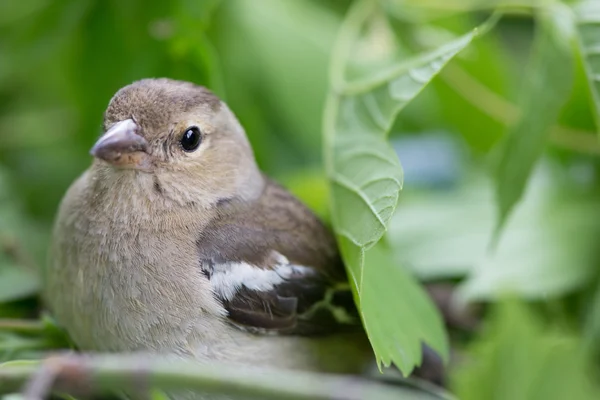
[2,0,600,398]
[389,167,600,302]
[0,170,42,304]
[324,0,499,373]
[494,3,575,233]
[459,184,600,301]
[453,300,600,400]
[574,0,600,133]
[355,240,448,373]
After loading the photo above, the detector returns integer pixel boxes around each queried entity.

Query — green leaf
[452,300,600,400]
[573,0,600,133]
[458,179,600,302]
[387,165,600,301]
[387,174,495,281]
[494,3,576,232]
[324,0,495,374]
[360,241,448,373]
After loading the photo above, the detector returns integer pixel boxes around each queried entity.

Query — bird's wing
[197,178,358,335]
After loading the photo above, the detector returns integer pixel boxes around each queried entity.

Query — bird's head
[90,78,264,207]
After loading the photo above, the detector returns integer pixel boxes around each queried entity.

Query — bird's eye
[180,127,202,152]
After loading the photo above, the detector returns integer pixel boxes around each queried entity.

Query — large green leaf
[386,165,600,302]
[457,173,600,302]
[494,3,575,232]
[324,0,494,374]
[573,0,600,133]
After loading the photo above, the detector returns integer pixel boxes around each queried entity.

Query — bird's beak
[90,119,151,170]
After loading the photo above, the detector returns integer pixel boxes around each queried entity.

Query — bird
[44,78,376,377]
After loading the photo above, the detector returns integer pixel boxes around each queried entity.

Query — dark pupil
[181,127,201,151]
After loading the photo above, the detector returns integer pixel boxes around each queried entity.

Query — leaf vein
[335,147,399,167]
[362,93,388,131]
[332,174,387,229]
[359,176,403,191]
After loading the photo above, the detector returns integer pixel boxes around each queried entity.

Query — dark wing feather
[197,178,358,335]
[224,287,298,331]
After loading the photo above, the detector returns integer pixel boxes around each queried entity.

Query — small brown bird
[45,78,374,375]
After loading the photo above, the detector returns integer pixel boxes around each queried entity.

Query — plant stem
[441,62,600,155]
[394,0,542,13]
[0,354,439,400]
[0,320,45,335]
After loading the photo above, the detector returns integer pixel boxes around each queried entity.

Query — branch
[0,353,441,400]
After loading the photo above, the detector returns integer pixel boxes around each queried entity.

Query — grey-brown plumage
[199,177,356,334]
[44,78,367,377]
[43,79,452,398]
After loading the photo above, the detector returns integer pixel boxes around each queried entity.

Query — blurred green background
[0,0,543,261]
[3,0,600,398]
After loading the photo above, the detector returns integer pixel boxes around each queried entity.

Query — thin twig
[441,62,600,155]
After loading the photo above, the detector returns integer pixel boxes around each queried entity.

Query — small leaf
[324,0,495,373]
[40,314,75,349]
[494,4,576,232]
[573,0,600,133]
[360,241,448,373]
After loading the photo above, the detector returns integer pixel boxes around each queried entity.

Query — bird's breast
[45,179,227,356]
